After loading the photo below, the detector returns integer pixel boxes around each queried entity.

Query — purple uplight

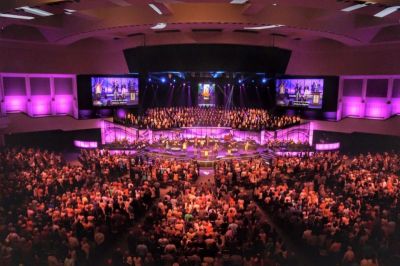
[31,96,51,116]
[55,95,73,114]
[316,142,340,151]
[342,97,363,117]
[392,99,400,115]
[4,96,27,112]
[116,109,127,119]
[365,100,387,119]
[74,140,98,149]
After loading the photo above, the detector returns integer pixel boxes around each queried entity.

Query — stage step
[260,152,275,163]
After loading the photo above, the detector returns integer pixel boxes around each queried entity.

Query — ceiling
[0,0,400,47]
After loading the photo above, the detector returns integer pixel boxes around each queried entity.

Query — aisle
[197,167,215,184]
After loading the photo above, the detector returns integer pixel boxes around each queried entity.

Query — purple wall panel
[342,97,363,117]
[54,78,73,95]
[55,95,73,114]
[343,79,363,97]
[366,79,388,98]
[392,99,400,115]
[31,95,51,116]
[3,77,26,96]
[30,78,51,95]
[365,99,388,119]
[4,96,27,112]
[393,80,400,98]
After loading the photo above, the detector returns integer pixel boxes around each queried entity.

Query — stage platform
[143,138,267,166]
[99,121,314,165]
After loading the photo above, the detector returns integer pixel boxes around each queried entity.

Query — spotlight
[262,78,267,84]
[238,80,243,84]
[161,77,166,83]
[148,78,152,82]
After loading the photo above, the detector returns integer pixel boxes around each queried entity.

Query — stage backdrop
[138,72,273,111]
[124,44,291,74]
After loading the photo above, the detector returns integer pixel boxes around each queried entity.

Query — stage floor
[143,138,267,165]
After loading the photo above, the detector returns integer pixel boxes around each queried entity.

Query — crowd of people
[0,148,198,266]
[264,139,312,152]
[253,152,400,266]
[2,145,400,266]
[117,107,301,131]
[118,179,296,266]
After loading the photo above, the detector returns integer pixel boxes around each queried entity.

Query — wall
[1,36,400,76]
[0,73,78,118]
[286,44,400,76]
[3,113,105,134]
[0,40,128,74]
[312,116,400,137]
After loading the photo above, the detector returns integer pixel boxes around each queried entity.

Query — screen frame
[77,74,139,110]
[197,82,216,107]
[275,78,325,109]
[91,76,139,107]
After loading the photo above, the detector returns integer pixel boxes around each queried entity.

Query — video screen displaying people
[276,79,324,109]
[92,77,139,107]
[198,83,216,107]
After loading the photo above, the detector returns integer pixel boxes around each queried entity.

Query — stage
[99,120,314,165]
[143,137,266,165]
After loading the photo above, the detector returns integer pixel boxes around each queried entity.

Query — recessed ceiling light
[341,4,368,12]
[374,6,400,18]
[151,23,167,30]
[230,0,248,4]
[149,4,162,15]
[244,24,284,30]
[273,3,278,6]
[0,13,35,20]
[17,6,53,17]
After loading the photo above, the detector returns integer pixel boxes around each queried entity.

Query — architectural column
[0,74,5,117]
[50,77,56,115]
[337,77,344,120]
[387,78,394,117]
[361,79,367,118]
[25,77,32,116]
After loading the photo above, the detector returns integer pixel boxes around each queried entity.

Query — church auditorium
[1,1,400,266]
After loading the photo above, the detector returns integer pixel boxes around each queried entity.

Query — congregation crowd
[118,179,296,266]
[2,146,400,266]
[118,107,301,131]
[0,148,198,266]
[252,152,400,266]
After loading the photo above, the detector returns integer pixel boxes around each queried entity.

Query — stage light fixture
[161,77,166,83]
[262,78,267,84]
[0,13,34,20]
[149,4,163,15]
[17,6,53,17]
